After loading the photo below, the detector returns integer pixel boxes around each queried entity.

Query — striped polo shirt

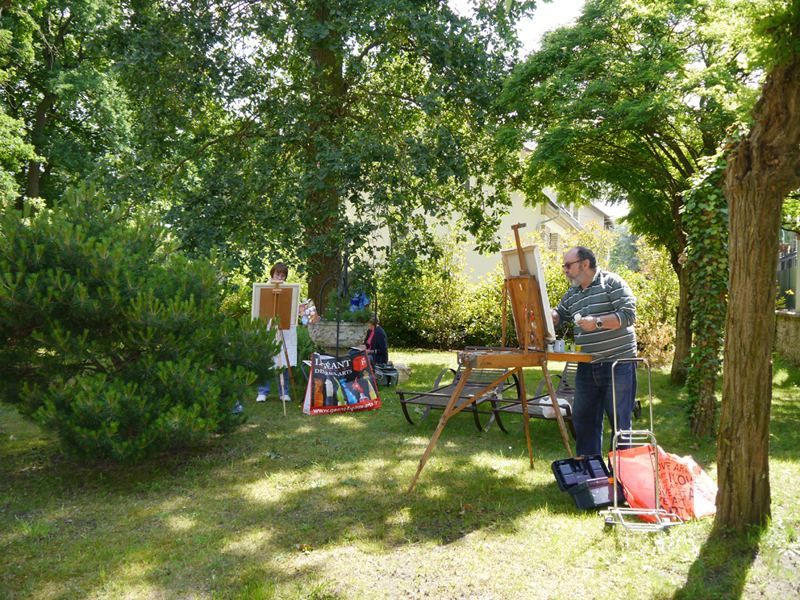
[554,269,637,363]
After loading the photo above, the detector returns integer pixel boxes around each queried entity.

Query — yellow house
[442,186,616,282]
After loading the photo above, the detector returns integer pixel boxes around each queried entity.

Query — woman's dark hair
[270,262,289,279]
[574,246,597,269]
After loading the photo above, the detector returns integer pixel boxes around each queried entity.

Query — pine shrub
[0,186,278,462]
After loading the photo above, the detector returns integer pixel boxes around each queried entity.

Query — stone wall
[775,310,800,367]
[308,321,369,355]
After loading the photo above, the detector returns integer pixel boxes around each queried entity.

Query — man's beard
[568,266,586,287]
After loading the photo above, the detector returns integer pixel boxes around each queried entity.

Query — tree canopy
[0,0,130,206]
[2,0,539,304]
[99,0,537,304]
[497,0,758,381]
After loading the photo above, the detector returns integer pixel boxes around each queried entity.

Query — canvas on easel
[251,283,301,329]
[252,282,302,415]
[501,244,556,345]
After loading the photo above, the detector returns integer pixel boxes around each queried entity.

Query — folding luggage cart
[600,358,683,533]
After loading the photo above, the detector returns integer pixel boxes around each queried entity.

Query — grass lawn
[1,350,799,600]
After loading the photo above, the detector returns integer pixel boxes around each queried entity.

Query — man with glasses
[551,246,638,457]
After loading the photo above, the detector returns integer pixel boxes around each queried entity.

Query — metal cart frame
[600,358,683,533]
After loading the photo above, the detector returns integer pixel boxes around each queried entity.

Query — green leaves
[751,0,800,69]
[1,0,131,204]
[106,0,535,286]
[501,0,752,235]
[499,0,759,380]
[0,185,279,461]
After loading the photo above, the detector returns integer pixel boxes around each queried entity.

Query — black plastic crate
[551,455,611,492]
[568,476,617,510]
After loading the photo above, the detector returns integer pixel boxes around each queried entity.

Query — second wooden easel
[407,224,591,492]
[270,281,298,416]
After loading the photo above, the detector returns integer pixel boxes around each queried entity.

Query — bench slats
[398,348,521,432]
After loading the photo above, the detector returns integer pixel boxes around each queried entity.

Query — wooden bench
[493,362,578,438]
[398,348,521,432]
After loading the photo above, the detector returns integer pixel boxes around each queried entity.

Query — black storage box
[551,455,620,510]
[551,455,611,492]
[568,477,617,510]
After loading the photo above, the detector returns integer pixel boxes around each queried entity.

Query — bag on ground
[611,444,717,522]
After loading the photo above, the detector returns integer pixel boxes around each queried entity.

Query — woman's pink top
[366,329,375,350]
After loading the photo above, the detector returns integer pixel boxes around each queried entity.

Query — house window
[550,232,560,252]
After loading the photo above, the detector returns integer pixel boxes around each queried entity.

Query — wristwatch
[596,318,603,329]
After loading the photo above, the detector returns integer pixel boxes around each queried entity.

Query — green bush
[378,235,472,349]
[620,240,679,367]
[463,266,512,347]
[377,250,437,348]
[379,221,677,360]
[0,186,279,462]
[219,271,258,321]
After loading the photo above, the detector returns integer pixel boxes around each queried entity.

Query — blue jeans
[259,369,290,396]
[572,361,638,457]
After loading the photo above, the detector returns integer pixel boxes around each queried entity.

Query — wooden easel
[407,224,591,492]
[270,281,299,416]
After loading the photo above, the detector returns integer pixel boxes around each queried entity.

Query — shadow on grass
[0,396,579,599]
[666,527,762,600]
[2,357,797,600]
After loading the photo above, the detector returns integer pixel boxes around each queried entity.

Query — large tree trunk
[304,0,347,313]
[24,92,57,203]
[671,259,693,384]
[717,57,800,531]
[688,197,729,439]
[306,210,342,313]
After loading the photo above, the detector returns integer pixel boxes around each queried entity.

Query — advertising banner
[303,351,381,415]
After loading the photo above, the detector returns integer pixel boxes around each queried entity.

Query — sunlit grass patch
[0,352,799,599]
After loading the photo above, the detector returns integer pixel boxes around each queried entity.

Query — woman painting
[256,262,297,403]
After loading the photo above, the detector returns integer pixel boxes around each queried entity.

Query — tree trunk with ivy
[717,55,800,530]
[684,152,731,439]
[689,315,724,438]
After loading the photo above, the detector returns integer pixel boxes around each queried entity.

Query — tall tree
[717,0,800,530]
[0,0,130,206]
[112,0,535,301]
[498,0,757,383]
